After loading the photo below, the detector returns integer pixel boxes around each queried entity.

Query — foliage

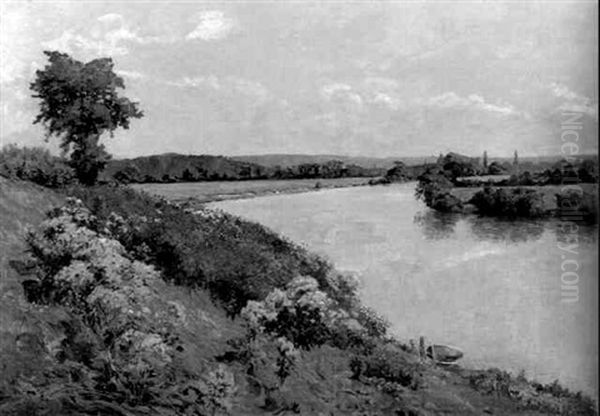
[440,153,480,179]
[0,144,75,187]
[30,51,143,185]
[356,305,390,338]
[241,276,345,350]
[470,187,546,218]
[17,198,237,414]
[106,154,384,184]
[274,337,300,386]
[65,184,342,316]
[468,369,597,415]
[350,346,421,389]
[555,189,598,223]
[415,169,463,213]
[487,161,506,175]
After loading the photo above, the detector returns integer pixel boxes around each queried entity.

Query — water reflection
[413,210,460,240]
[414,209,547,243]
[466,216,546,243]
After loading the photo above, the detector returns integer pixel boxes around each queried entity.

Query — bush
[470,187,546,218]
[556,189,598,223]
[350,345,421,388]
[64,184,342,316]
[0,144,75,187]
[415,170,463,213]
[241,276,338,350]
[19,198,238,412]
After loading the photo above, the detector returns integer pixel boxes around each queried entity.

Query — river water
[209,182,598,397]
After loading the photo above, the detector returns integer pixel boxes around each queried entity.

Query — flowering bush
[22,198,237,412]
[241,276,348,350]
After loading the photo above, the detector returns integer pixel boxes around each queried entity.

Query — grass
[130,177,369,205]
[1,176,597,415]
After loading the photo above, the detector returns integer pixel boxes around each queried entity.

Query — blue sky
[0,1,597,158]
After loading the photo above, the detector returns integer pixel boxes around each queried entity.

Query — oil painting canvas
[0,1,598,414]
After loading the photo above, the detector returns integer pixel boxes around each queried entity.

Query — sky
[0,0,598,158]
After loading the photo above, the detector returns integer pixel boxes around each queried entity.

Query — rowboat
[426,344,464,364]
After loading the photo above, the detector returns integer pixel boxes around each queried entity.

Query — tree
[30,51,143,185]
[483,151,488,169]
[513,150,519,166]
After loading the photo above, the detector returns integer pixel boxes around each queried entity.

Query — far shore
[130,176,377,206]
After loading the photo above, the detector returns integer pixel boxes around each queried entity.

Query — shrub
[356,306,390,338]
[241,276,341,350]
[20,198,237,412]
[350,346,421,388]
[555,189,598,223]
[0,144,75,187]
[415,170,463,213]
[470,187,546,218]
[65,184,343,316]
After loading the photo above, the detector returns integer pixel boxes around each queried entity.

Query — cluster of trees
[107,155,385,184]
[469,187,547,218]
[0,144,75,187]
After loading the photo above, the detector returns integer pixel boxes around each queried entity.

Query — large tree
[30,51,143,185]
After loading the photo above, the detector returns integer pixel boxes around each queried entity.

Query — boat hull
[426,345,463,362]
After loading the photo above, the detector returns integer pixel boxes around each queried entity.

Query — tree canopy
[30,51,143,184]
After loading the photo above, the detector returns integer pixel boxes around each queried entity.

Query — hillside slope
[0,177,595,415]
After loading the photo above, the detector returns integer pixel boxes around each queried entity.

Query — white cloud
[186,11,235,41]
[42,14,173,58]
[549,82,580,101]
[167,75,269,102]
[97,13,124,25]
[372,92,400,110]
[427,92,517,116]
[167,75,220,89]
[549,82,597,120]
[115,69,145,80]
[558,102,598,120]
[320,83,363,105]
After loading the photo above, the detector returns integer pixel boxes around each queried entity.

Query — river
[208,182,598,397]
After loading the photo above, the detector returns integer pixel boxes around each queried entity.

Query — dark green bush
[0,144,75,188]
[64,184,339,316]
[556,189,598,223]
[415,170,463,213]
[350,346,420,388]
[470,187,546,218]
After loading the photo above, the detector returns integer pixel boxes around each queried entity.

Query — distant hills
[101,153,268,183]
[230,154,438,168]
[101,152,598,184]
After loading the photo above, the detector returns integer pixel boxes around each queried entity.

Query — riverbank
[130,176,371,207]
[451,184,598,213]
[1,176,596,415]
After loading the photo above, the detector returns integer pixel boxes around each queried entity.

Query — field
[131,177,370,204]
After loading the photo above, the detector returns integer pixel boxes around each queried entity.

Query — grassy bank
[0,176,596,415]
[130,177,370,206]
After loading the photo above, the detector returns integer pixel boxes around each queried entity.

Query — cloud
[426,92,518,116]
[115,69,145,80]
[320,83,363,105]
[371,92,400,110]
[549,82,580,101]
[42,14,173,58]
[167,75,270,102]
[167,75,221,89]
[558,103,598,120]
[97,13,124,25]
[549,82,597,120]
[186,11,235,41]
